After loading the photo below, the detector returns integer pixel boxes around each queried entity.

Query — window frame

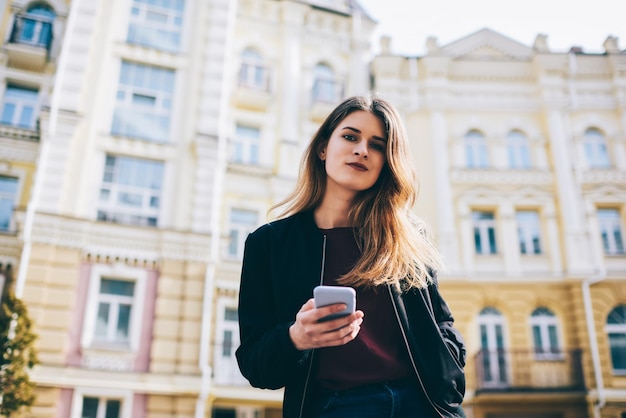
[606,305,626,375]
[239,48,269,91]
[472,210,498,255]
[213,297,247,385]
[111,60,176,143]
[81,264,147,352]
[126,0,185,53]
[516,210,542,255]
[597,208,625,255]
[226,208,258,260]
[583,127,611,169]
[0,84,39,129]
[231,124,260,165]
[464,130,489,169]
[529,307,563,360]
[96,154,165,227]
[312,63,342,104]
[70,387,132,418]
[506,130,531,169]
[0,175,19,231]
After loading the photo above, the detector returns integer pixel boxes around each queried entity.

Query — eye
[343,134,357,142]
[370,141,385,152]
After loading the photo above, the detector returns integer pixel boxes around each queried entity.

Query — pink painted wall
[56,388,73,418]
[64,262,158,372]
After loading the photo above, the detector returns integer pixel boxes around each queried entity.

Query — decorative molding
[450,169,553,185]
[0,136,39,162]
[26,213,212,263]
[226,162,273,178]
[581,170,626,185]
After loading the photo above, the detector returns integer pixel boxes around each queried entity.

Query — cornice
[23,213,212,264]
[0,136,39,163]
[581,170,626,185]
[450,169,553,185]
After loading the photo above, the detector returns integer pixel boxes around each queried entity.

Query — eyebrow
[342,126,387,143]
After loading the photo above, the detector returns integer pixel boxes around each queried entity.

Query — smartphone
[313,285,356,322]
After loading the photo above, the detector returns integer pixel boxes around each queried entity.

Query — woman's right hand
[288,298,364,350]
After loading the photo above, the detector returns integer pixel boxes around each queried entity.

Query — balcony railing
[474,348,585,393]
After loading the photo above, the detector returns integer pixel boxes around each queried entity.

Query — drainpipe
[581,271,606,418]
[15,0,81,298]
[194,0,238,416]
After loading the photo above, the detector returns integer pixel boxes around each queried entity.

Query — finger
[315,303,348,322]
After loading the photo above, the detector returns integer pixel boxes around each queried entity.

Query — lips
[347,162,367,171]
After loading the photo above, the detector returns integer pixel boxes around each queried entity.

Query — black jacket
[236,211,466,418]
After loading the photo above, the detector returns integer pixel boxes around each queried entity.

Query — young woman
[236,95,466,418]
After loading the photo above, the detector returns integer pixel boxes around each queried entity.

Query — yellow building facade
[372,29,626,418]
[1,1,625,418]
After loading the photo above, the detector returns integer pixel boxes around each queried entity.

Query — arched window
[507,130,531,169]
[478,307,508,387]
[312,63,341,104]
[13,3,55,49]
[239,48,268,90]
[464,130,489,168]
[583,127,610,168]
[606,305,626,372]
[530,307,561,358]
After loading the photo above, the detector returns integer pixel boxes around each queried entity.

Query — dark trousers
[312,378,439,418]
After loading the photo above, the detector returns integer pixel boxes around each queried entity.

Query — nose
[353,141,368,158]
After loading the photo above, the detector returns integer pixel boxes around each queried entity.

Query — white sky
[357,0,626,56]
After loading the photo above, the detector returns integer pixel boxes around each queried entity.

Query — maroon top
[314,227,413,390]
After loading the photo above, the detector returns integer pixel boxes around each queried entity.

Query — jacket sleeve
[428,271,467,368]
[235,225,309,389]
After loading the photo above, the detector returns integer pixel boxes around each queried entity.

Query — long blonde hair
[271,94,443,289]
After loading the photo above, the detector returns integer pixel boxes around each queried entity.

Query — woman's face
[319,110,387,199]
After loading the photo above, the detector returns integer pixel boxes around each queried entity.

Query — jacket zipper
[387,284,446,418]
[298,235,327,418]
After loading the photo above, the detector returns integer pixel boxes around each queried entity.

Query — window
[606,305,626,373]
[82,264,147,353]
[584,128,610,168]
[516,210,542,255]
[598,209,624,255]
[0,176,18,231]
[473,211,497,255]
[312,63,342,104]
[97,155,164,227]
[127,0,184,53]
[478,307,508,387]
[94,278,135,346]
[465,130,489,168]
[530,307,561,358]
[228,209,258,259]
[1,86,38,129]
[81,396,121,418]
[231,124,259,164]
[10,4,55,49]
[111,61,175,142]
[507,130,531,169]
[213,300,247,385]
[239,48,269,90]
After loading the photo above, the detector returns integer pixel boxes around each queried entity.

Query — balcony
[232,64,272,111]
[474,349,585,394]
[5,14,53,71]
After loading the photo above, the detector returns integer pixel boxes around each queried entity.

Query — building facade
[0,0,375,417]
[372,28,626,418]
[1,0,626,417]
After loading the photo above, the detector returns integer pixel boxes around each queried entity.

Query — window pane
[224,307,238,321]
[222,330,233,357]
[100,279,135,296]
[0,176,18,230]
[548,325,559,352]
[609,333,626,370]
[488,227,497,253]
[81,397,99,418]
[116,304,132,341]
[105,400,121,418]
[95,303,110,337]
[532,325,542,353]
